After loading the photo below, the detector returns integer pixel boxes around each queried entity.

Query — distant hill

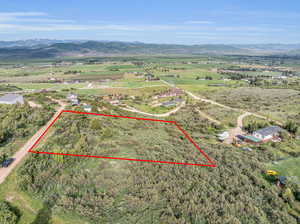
[0,41,249,59]
[286,49,300,56]
[0,39,82,48]
[233,44,300,53]
[1,40,300,59]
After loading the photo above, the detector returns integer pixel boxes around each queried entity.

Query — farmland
[0,54,299,223]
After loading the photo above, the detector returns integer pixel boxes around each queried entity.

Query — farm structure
[0,94,24,105]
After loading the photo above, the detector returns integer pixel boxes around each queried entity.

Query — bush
[284,121,298,135]
[0,201,19,224]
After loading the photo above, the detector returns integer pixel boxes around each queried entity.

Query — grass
[177,84,231,94]
[0,167,39,224]
[33,112,208,165]
[111,80,166,88]
[195,102,240,127]
[0,166,89,224]
[160,77,228,86]
[126,101,178,114]
[12,83,86,91]
[267,157,300,180]
[200,87,300,123]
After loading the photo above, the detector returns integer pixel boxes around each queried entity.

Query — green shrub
[0,201,19,224]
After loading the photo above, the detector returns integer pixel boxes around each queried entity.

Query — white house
[0,94,24,105]
[67,93,78,100]
[253,126,283,141]
[217,131,229,141]
[83,105,92,112]
[67,93,80,105]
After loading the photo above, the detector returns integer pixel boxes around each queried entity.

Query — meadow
[0,55,300,223]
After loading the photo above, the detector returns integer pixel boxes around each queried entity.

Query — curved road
[160,79,282,125]
[120,101,186,117]
[224,112,251,144]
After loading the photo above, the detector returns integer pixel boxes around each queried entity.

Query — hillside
[0,39,80,48]
[0,41,248,59]
[2,41,300,59]
[15,103,300,223]
[287,49,300,56]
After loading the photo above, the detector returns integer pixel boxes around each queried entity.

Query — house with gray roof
[0,94,24,105]
[253,126,283,141]
[67,93,80,106]
[161,98,183,107]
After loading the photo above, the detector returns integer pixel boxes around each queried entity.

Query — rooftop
[254,126,283,136]
[0,94,23,102]
[241,135,261,143]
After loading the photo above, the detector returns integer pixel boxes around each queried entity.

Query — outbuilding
[0,94,24,105]
[83,105,92,112]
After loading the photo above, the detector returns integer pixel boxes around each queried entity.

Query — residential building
[0,94,24,105]
[236,135,261,144]
[217,131,229,141]
[67,93,78,100]
[145,73,159,81]
[67,93,79,105]
[153,88,183,99]
[253,126,283,141]
[161,98,183,107]
[83,105,92,112]
[71,99,79,106]
[109,100,120,105]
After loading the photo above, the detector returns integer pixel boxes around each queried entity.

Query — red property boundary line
[29,110,216,167]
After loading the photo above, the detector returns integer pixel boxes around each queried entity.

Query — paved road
[0,99,66,185]
[120,101,186,117]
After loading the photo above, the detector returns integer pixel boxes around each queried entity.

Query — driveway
[224,112,251,144]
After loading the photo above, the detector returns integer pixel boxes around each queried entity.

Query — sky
[0,0,300,44]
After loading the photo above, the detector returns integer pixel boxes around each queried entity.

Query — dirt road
[0,99,66,184]
[28,101,42,108]
[196,109,221,125]
[160,79,282,125]
[224,112,251,144]
[120,101,186,117]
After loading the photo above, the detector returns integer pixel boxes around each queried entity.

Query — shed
[0,94,24,105]
[83,105,92,112]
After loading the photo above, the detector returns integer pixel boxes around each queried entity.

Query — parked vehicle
[241,147,253,152]
[1,158,15,168]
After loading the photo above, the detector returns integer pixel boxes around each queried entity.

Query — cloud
[0,11,73,24]
[0,11,297,44]
[215,26,285,32]
[185,20,214,24]
[0,12,47,22]
[0,12,47,17]
[0,23,188,32]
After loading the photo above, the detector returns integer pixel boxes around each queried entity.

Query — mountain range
[0,39,299,59]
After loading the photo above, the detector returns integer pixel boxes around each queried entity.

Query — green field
[0,55,300,223]
[268,157,300,180]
